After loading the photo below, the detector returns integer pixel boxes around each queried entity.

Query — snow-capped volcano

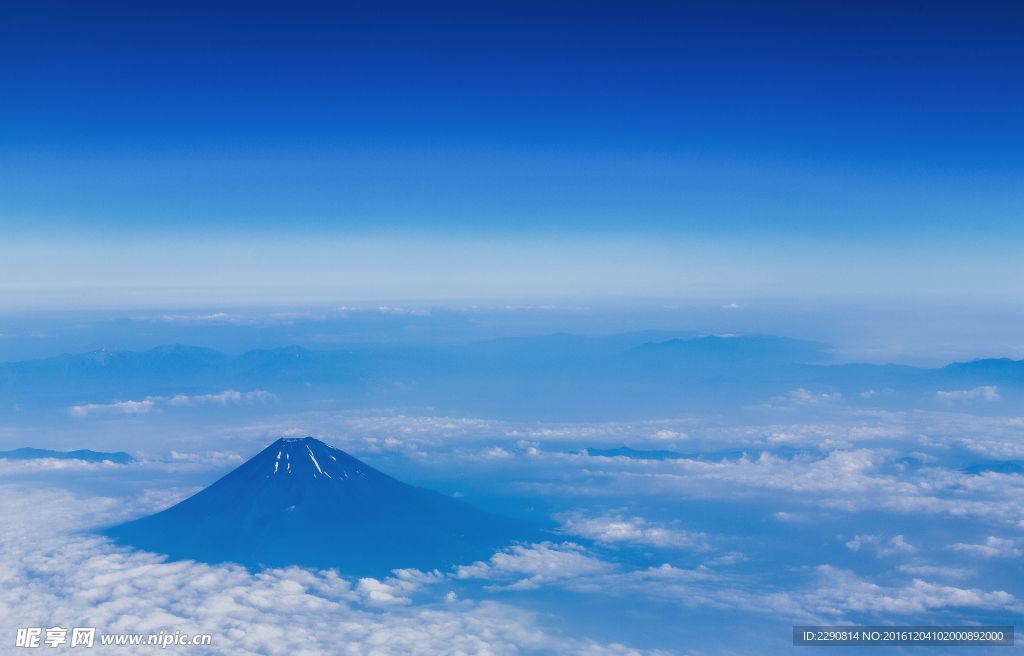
[104,437,535,575]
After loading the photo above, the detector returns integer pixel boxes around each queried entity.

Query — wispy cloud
[896,564,973,580]
[455,542,614,590]
[936,386,1000,402]
[950,536,1022,559]
[69,390,276,417]
[772,388,842,406]
[558,512,710,550]
[524,445,1024,526]
[69,398,159,417]
[453,539,1016,622]
[845,534,916,557]
[356,568,443,605]
[167,390,276,407]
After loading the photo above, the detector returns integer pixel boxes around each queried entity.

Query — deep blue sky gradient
[2,1,1023,310]
[3,0,1022,237]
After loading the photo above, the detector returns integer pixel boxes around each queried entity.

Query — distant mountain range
[103,437,536,575]
[1,334,1021,419]
[0,447,133,464]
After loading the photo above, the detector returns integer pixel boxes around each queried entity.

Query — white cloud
[157,312,247,324]
[154,311,328,325]
[356,569,444,606]
[167,450,244,464]
[455,542,614,590]
[558,512,710,550]
[783,566,1015,619]
[596,563,1015,622]
[845,534,916,557]
[471,446,514,460]
[0,458,126,473]
[704,552,746,566]
[949,536,1022,559]
[6,409,1024,649]
[460,550,1018,624]
[773,388,842,406]
[167,390,277,407]
[69,390,276,417]
[897,564,973,580]
[446,536,1018,622]
[525,444,1024,526]
[374,306,430,316]
[69,398,159,417]
[936,386,1000,402]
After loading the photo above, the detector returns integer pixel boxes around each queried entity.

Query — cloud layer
[0,487,654,656]
[69,390,276,417]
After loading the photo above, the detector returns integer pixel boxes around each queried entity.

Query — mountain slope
[103,437,534,575]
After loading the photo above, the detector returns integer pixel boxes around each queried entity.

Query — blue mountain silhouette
[104,437,535,575]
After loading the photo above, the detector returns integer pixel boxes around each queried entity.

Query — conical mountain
[104,437,534,575]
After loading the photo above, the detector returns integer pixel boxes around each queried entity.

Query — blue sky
[2,7,1022,652]
[2,1,1023,307]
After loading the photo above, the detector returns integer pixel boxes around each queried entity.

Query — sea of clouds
[1,403,1021,654]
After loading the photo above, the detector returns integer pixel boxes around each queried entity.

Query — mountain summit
[104,437,534,575]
